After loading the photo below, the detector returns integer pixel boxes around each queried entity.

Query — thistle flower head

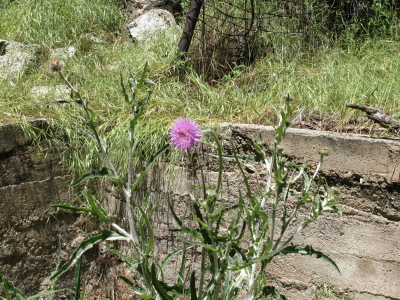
[50,59,63,71]
[170,119,202,151]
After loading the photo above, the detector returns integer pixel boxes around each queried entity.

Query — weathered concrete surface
[0,119,78,297]
[0,120,399,299]
[215,123,400,299]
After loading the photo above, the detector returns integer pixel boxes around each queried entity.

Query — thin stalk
[280,223,305,247]
[212,242,232,300]
[198,247,206,300]
[111,222,134,241]
[59,71,139,246]
[269,177,281,249]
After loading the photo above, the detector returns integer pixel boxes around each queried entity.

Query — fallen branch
[346,104,400,133]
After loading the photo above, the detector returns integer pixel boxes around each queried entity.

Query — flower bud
[50,59,63,71]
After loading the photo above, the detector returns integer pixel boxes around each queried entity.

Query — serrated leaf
[120,72,131,105]
[230,247,284,271]
[281,245,341,274]
[51,231,127,280]
[137,205,154,256]
[70,167,116,187]
[287,107,305,126]
[281,245,342,275]
[85,189,111,223]
[160,245,194,272]
[108,248,137,266]
[167,198,201,240]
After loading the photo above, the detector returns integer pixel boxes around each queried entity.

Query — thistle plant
[1,64,342,300]
[160,95,342,300]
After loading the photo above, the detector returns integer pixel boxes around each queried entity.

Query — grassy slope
[1,0,399,173]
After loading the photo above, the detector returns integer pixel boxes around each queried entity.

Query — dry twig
[346,104,400,134]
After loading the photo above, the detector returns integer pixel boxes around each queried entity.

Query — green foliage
[0,273,70,300]
[159,96,342,299]
[0,61,346,300]
[314,282,355,299]
[51,69,341,299]
[0,0,124,49]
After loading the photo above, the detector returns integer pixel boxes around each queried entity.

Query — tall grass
[1,0,399,175]
[0,0,124,48]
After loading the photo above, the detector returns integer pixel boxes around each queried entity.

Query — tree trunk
[178,0,203,59]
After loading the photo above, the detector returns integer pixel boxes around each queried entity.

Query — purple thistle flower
[170,119,202,151]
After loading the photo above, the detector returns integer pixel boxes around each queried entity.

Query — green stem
[205,130,223,194]
[59,71,140,246]
[198,248,206,300]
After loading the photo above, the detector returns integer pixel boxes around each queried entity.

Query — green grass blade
[26,289,72,300]
[190,271,198,300]
[0,273,26,300]
[52,204,92,213]
[73,256,83,300]
[150,264,173,300]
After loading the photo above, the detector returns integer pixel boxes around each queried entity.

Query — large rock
[0,40,40,80]
[51,46,77,60]
[128,9,177,42]
[30,85,72,102]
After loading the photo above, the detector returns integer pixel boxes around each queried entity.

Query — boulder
[128,9,177,42]
[51,46,77,60]
[30,85,71,102]
[0,39,40,80]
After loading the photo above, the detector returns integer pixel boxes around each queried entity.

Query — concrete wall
[0,120,399,299]
[215,123,400,299]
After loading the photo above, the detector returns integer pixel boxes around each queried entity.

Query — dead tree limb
[346,104,400,133]
[178,0,203,60]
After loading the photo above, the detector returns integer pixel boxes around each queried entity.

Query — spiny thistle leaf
[51,231,128,281]
[70,167,117,187]
[281,245,341,275]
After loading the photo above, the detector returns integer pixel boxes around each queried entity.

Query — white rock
[51,46,77,60]
[30,85,71,102]
[0,39,40,80]
[80,33,106,44]
[128,9,177,42]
